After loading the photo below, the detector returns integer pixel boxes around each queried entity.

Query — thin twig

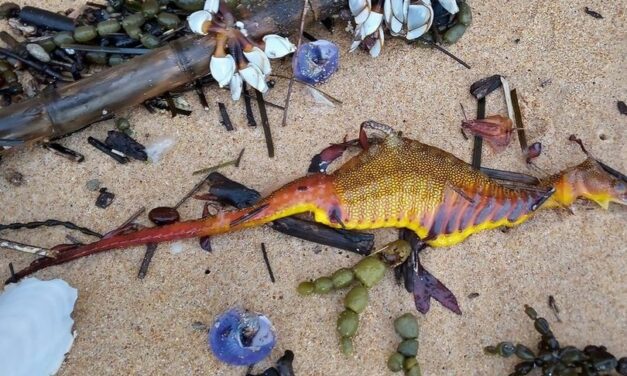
[420,41,471,69]
[280,0,309,127]
[272,74,342,105]
[191,148,245,176]
[137,243,158,279]
[260,243,275,283]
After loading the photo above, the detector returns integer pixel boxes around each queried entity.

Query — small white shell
[0,278,78,376]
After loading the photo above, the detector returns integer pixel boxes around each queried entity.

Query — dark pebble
[95,188,115,208]
[617,101,627,115]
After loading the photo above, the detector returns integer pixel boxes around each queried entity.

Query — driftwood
[0,0,346,147]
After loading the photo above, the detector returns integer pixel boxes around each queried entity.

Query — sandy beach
[1,0,625,375]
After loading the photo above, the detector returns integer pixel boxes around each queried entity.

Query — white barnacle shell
[0,278,78,376]
[229,73,243,100]
[406,1,433,40]
[438,0,459,15]
[243,47,271,76]
[349,0,370,17]
[263,34,296,59]
[210,54,236,87]
[360,11,383,39]
[203,0,219,13]
[187,10,212,35]
[239,64,268,93]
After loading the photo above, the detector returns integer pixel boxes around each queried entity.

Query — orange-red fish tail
[9,173,340,282]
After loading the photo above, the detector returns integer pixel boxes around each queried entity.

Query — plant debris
[548,295,561,323]
[525,142,542,164]
[217,102,234,131]
[95,187,115,209]
[462,115,514,153]
[470,75,502,100]
[0,218,102,238]
[584,7,603,19]
[260,242,275,283]
[104,130,147,161]
[43,142,85,162]
[247,350,296,376]
[485,305,625,376]
[88,136,130,164]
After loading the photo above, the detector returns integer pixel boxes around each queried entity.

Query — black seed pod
[514,361,535,375]
[534,318,551,336]
[496,342,516,358]
[515,344,535,361]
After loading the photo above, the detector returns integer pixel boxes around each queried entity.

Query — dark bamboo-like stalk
[0,0,345,148]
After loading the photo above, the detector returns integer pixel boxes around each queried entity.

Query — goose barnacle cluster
[349,0,460,56]
[187,0,296,100]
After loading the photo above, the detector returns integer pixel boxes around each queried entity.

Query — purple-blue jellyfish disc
[208,308,276,366]
[292,40,340,86]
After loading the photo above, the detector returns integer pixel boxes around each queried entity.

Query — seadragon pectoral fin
[397,229,462,315]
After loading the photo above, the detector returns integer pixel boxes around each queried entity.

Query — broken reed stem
[471,97,486,170]
[0,238,52,258]
[511,89,528,151]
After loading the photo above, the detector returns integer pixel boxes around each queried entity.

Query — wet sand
[1,0,626,375]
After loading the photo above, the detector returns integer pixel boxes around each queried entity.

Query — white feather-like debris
[0,278,78,376]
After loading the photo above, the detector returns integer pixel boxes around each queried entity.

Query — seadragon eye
[292,40,340,86]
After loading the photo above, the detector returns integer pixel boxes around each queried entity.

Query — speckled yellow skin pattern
[22,131,623,278]
[319,136,538,247]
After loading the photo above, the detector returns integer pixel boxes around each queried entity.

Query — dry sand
[1,0,626,375]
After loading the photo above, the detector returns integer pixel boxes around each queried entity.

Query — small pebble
[95,187,115,209]
[617,101,627,115]
[85,179,101,191]
[394,313,419,339]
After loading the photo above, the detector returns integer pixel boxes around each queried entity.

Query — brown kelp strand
[0,219,102,238]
